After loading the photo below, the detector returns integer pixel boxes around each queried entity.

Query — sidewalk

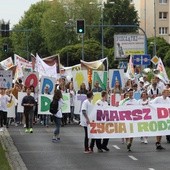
[0,129,27,170]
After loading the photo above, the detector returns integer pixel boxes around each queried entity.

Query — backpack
[49,99,59,114]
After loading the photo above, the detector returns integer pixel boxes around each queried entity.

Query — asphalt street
[7,124,170,170]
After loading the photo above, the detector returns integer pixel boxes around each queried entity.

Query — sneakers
[140,137,144,143]
[98,149,103,153]
[52,138,58,143]
[52,137,60,143]
[84,150,91,154]
[144,138,148,144]
[102,146,110,151]
[25,129,29,133]
[127,143,132,152]
[141,137,148,144]
[89,147,94,153]
[156,142,165,150]
[0,127,4,132]
[84,148,93,154]
[29,128,33,133]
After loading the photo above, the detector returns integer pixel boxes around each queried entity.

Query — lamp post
[101,2,104,59]
[153,0,156,56]
[90,1,115,59]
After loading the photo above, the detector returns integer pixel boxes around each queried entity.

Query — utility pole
[153,0,157,57]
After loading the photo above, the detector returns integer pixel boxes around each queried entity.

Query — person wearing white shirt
[147,79,161,99]
[0,88,12,130]
[95,91,110,152]
[138,91,149,144]
[80,91,94,154]
[149,89,170,150]
[155,76,166,93]
[121,88,138,152]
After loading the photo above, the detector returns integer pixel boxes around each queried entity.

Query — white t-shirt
[138,99,149,105]
[149,96,170,104]
[0,94,11,112]
[122,98,138,106]
[54,98,64,118]
[80,99,92,127]
[96,100,108,107]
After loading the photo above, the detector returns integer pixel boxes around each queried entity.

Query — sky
[0,0,41,28]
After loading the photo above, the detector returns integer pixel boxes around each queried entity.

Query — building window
[159,0,168,4]
[159,27,168,35]
[159,12,168,19]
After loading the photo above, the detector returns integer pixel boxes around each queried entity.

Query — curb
[0,129,27,170]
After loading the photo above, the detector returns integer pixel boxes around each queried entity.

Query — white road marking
[128,155,138,161]
[112,145,120,149]
[148,168,155,170]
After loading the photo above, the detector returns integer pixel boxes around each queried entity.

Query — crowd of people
[0,72,170,154]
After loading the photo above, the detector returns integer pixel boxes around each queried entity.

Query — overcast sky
[0,0,41,28]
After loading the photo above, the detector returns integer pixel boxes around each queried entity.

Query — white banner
[88,104,170,138]
[7,95,16,118]
[0,57,14,70]
[35,54,57,78]
[0,70,12,89]
[38,93,70,115]
[14,54,32,69]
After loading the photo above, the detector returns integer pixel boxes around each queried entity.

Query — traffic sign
[151,55,159,65]
[133,55,151,65]
[118,61,127,69]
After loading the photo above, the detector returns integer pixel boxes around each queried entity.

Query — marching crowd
[0,72,170,154]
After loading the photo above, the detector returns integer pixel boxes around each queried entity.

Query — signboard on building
[114,34,145,59]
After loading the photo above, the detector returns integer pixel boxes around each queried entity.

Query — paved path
[1,124,170,170]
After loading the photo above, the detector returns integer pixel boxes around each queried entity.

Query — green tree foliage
[41,0,68,54]
[11,1,51,59]
[103,0,139,48]
[164,49,170,66]
[147,37,170,60]
[59,39,102,66]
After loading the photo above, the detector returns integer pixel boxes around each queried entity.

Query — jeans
[84,126,89,150]
[43,115,50,126]
[53,116,61,136]
[69,106,74,122]
[24,109,33,129]
[0,111,8,127]
[0,111,3,127]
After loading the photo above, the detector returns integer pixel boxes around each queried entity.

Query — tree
[147,37,170,59]
[11,1,51,59]
[103,0,139,48]
[59,39,102,66]
[41,0,69,54]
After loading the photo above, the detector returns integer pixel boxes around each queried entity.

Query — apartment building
[132,0,170,43]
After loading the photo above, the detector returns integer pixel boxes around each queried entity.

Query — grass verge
[0,141,11,170]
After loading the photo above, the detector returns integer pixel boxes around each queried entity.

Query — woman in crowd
[0,88,12,131]
[52,89,64,142]
[77,83,88,95]
[67,82,76,124]
[111,80,123,94]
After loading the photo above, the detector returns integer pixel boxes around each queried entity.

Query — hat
[127,88,133,92]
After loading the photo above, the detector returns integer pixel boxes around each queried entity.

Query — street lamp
[90,1,114,59]
[153,0,156,57]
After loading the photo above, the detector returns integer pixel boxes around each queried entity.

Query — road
[8,124,170,170]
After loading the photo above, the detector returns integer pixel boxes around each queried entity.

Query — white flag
[156,58,169,84]
[35,54,57,78]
